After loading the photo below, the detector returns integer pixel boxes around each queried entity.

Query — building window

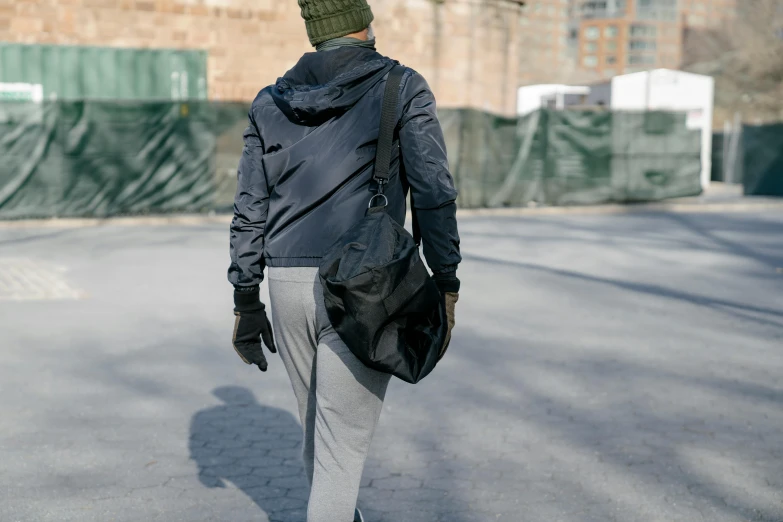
[606,55,618,64]
[606,41,618,51]
[628,54,656,65]
[583,55,598,67]
[629,40,657,51]
[630,24,657,38]
[585,42,598,52]
[585,26,600,39]
[605,25,619,38]
[637,0,677,20]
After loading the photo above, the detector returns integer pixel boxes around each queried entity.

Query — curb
[0,214,233,230]
[0,200,781,229]
[458,200,783,217]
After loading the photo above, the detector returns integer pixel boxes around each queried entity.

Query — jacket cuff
[432,271,460,294]
[234,287,263,313]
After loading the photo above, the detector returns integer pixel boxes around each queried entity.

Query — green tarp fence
[441,109,702,208]
[711,132,728,183]
[0,101,246,219]
[742,123,783,197]
[0,102,704,220]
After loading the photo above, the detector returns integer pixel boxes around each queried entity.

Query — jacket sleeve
[227,111,269,288]
[398,71,462,276]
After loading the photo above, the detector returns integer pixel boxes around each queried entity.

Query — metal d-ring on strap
[368,193,389,208]
[367,65,405,211]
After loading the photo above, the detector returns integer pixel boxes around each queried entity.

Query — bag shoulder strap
[374,65,405,184]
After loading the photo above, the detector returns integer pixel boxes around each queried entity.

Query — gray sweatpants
[268,267,392,522]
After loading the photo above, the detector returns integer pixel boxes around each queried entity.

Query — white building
[517,70,715,190]
[516,84,592,116]
[610,69,715,190]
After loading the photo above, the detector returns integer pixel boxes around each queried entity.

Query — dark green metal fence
[742,123,783,197]
[0,43,207,101]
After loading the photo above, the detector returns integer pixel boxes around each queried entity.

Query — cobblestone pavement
[1,210,782,522]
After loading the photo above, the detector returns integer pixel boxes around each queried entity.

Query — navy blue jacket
[228,47,461,288]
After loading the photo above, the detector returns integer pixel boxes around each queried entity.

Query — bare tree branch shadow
[662,212,783,269]
[462,253,783,329]
[439,328,783,521]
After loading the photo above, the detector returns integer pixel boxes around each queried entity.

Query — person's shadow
[189,386,309,522]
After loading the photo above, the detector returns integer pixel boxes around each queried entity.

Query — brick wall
[1,0,569,115]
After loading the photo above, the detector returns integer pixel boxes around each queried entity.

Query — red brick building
[1,0,581,115]
[574,0,736,78]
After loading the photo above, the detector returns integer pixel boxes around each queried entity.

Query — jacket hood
[271,47,396,125]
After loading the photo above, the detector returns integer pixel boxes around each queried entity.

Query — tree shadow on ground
[0,229,73,248]
[460,211,783,269]
[435,327,783,522]
[662,212,783,269]
[189,386,308,522]
[189,388,481,522]
[462,253,783,329]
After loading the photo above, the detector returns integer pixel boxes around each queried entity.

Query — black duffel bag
[318,65,448,384]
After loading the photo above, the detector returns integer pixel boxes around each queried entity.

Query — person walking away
[227,1,461,520]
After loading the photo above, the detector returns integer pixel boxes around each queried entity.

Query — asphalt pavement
[1,209,782,522]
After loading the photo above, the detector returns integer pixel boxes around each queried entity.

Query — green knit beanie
[298,0,375,46]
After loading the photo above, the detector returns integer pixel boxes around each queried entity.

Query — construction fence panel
[0,102,705,220]
[0,101,228,219]
[742,123,783,197]
[441,108,703,208]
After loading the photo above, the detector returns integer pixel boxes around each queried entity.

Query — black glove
[232,286,276,372]
[433,272,460,360]
[433,271,460,294]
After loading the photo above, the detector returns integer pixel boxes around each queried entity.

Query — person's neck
[315,30,375,52]
[344,29,369,41]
